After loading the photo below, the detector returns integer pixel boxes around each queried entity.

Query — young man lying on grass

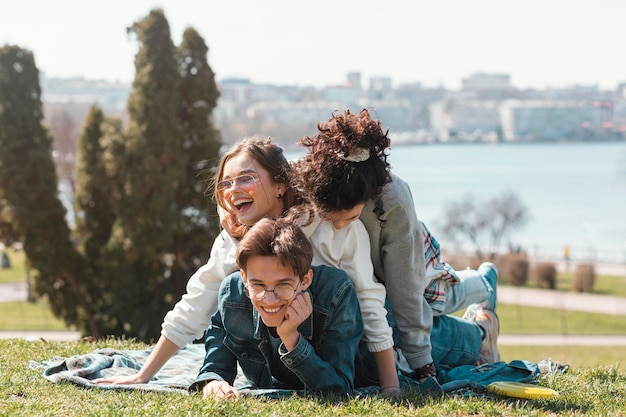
[189,217,387,399]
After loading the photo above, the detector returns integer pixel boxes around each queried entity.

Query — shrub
[533,262,557,289]
[573,263,596,293]
[502,253,529,286]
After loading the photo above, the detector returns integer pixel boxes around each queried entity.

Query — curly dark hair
[292,109,392,223]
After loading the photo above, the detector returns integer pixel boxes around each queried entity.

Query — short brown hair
[236,218,313,278]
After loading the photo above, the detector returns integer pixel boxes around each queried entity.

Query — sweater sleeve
[361,175,434,369]
[161,231,239,347]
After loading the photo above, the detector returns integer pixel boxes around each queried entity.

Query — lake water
[287,142,626,264]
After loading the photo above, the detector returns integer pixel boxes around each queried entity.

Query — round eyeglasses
[244,281,301,301]
[216,174,260,193]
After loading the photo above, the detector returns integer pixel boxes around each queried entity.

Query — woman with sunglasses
[96,137,297,387]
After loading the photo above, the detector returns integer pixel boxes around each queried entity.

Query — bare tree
[440,191,528,260]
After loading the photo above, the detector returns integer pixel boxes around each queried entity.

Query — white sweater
[301,216,393,353]
[161,229,239,348]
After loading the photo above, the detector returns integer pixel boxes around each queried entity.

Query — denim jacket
[190,265,365,394]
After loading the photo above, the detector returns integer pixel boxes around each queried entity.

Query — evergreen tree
[92,9,187,339]
[74,105,115,264]
[0,194,17,246]
[175,27,222,268]
[120,8,183,261]
[0,45,99,335]
[0,9,221,341]
[84,9,222,339]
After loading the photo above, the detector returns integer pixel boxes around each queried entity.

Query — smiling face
[242,256,312,328]
[322,203,365,229]
[219,153,286,226]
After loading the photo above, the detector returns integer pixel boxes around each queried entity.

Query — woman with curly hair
[291,109,501,382]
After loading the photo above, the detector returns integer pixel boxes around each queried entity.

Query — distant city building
[499,100,603,141]
[368,77,393,100]
[462,73,512,90]
[218,78,252,104]
[39,71,626,147]
[41,76,129,115]
[346,72,362,90]
[321,84,361,103]
[429,99,501,142]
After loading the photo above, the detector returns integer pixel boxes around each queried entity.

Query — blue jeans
[387,297,484,369]
[434,265,492,316]
[431,314,482,367]
[430,265,490,367]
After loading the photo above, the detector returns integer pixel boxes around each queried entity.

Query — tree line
[0,9,222,340]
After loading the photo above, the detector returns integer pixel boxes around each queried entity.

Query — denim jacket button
[241,352,248,359]
[285,359,293,365]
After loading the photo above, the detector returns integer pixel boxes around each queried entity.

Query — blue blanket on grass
[36,344,204,393]
[32,344,560,398]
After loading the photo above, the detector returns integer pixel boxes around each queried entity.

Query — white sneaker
[462,304,501,365]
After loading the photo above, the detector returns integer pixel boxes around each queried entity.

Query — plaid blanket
[32,344,395,397]
[34,344,204,393]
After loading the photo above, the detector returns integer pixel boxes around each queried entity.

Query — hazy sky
[2,0,625,90]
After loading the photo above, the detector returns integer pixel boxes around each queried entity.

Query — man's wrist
[279,332,300,353]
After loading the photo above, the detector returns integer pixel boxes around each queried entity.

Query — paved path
[0,281,30,303]
[2,281,626,344]
[498,286,626,315]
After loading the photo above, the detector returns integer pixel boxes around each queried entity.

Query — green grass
[1,260,625,415]
[561,272,626,297]
[495,304,626,335]
[446,303,626,337]
[1,338,624,416]
[0,299,70,331]
[0,249,27,283]
[526,271,626,297]
[500,345,623,370]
